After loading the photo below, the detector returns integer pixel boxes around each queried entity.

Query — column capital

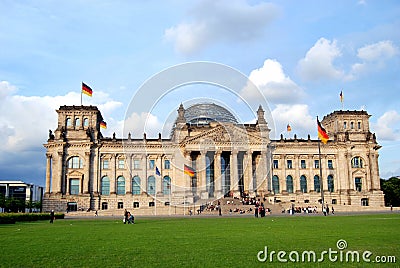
[46,153,53,158]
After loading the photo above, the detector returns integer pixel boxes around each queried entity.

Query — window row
[271,175,334,194]
[273,159,334,169]
[343,121,362,130]
[100,176,171,196]
[101,200,171,210]
[102,159,171,170]
[66,117,90,128]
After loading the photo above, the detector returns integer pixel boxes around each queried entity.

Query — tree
[381,177,400,207]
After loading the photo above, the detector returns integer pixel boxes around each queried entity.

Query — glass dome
[184,103,238,124]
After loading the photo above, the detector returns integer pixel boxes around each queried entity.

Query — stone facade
[42,104,384,213]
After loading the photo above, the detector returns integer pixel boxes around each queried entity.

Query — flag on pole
[287,124,292,132]
[317,117,329,144]
[184,164,195,177]
[100,121,107,129]
[82,82,93,97]
[340,90,343,102]
[156,166,161,176]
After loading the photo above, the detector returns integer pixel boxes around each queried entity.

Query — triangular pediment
[181,124,267,145]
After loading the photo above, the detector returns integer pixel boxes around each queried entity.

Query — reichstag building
[43,103,384,213]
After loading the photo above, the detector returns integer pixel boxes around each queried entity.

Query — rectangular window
[343,122,347,129]
[301,160,306,169]
[164,159,170,169]
[328,160,333,169]
[133,159,140,170]
[101,202,108,210]
[358,122,361,129]
[149,159,155,169]
[273,160,279,169]
[117,202,124,209]
[70,179,79,195]
[355,177,362,192]
[287,160,292,169]
[149,201,155,207]
[314,160,319,169]
[103,160,109,169]
[133,202,140,208]
[361,198,369,206]
[118,159,125,169]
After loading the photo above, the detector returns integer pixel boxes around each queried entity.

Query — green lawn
[0,214,399,267]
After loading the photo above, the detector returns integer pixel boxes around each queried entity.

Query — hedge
[0,213,64,224]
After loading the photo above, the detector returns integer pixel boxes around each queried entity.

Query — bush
[0,213,64,224]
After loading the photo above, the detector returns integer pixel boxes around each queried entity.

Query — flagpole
[318,139,325,213]
[81,90,83,106]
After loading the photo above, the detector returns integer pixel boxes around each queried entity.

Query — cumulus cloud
[347,40,399,80]
[372,110,400,141]
[0,81,122,184]
[297,38,344,81]
[271,104,315,138]
[164,0,279,55]
[241,59,304,104]
[122,112,168,139]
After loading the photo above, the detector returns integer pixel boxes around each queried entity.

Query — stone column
[83,151,90,194]
[92,149,99,195]
[230,150,238,194]
[110,154,116,195]
[372,153,380,190]
[45,153,52,194]
[126,154,132,195]
[214,150,222,198]
[246,151,253,194]
[57,151,63,194]
[157,154,163,195]
[257,151,268,194]
[198,151,207,197]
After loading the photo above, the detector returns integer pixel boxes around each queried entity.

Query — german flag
[184,164,195,177]
[317,117,329,144]
[82,82,93,97]
[100,121,107,129]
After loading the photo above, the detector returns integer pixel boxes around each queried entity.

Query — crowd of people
[283,205,335,216]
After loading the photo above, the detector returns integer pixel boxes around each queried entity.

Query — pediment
[181,124,266,145]
[352,169,366,176]
[68,170,84,177]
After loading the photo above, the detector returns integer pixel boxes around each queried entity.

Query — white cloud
[271,104,315,138]
[0,81,122,183]
[241,59,304,104]
[164,0,279,55]
[372,110,400,141]
[297,38,344,81]
[122,112,166,138]
[347,40,399,80]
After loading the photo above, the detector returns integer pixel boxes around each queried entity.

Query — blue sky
[0,0,399,186]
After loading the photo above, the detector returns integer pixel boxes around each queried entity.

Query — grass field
[0,213,399,268]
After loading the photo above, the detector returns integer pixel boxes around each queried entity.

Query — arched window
[272,175,279,194]
[300,175,307,193]
[163,176,171,195]
[83,118,89,127]
[147,176,156,195]
[117,176,125,195]
[351,157,363,168]
[286,175,293,193]
[75,118,81,128]
[132,176,141,195]
[66,118,72,127]
[327,175,334,192]
[101,176,110,195]
[314,175,320,193]
[68,156,83,169]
